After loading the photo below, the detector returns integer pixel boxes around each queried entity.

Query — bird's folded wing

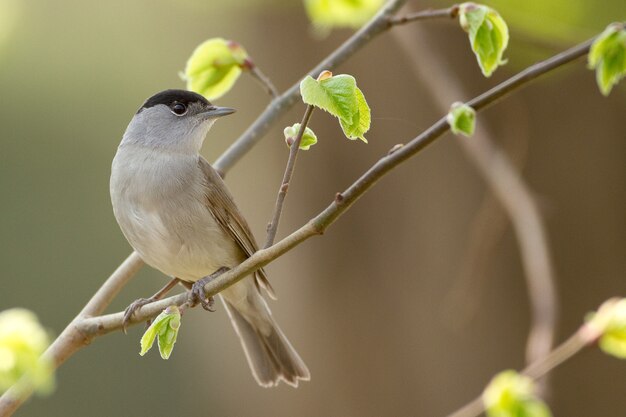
[198,157,276,299]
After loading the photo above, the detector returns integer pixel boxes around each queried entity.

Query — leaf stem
[264,105,315,248]
[247,61,280,99]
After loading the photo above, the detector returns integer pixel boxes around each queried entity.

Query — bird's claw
[122,297,156,333]
[187,267,230,312]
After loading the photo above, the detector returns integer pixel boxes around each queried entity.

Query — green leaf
[587,298,626,359]
[140,306,181,360]
[0,309,54,395]
[459,3,509,77]
[183,38,249,100]
[447,102,476,137]
[588,23,626,96]
[300,73,371,142]
[339,87,370,142]
[301,74,357,122]
[304,0,384,32]
[284,123,318,150]
[483,370,552,417]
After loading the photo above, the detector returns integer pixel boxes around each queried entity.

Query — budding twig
[264,104,315,248]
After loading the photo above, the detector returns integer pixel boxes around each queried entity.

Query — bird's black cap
[138,89,210,113]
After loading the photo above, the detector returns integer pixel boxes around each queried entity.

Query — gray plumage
[110,90,309,387]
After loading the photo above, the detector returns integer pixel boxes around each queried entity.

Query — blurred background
[0,0,624,416]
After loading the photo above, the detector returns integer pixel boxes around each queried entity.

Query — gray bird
[110,89,309,387]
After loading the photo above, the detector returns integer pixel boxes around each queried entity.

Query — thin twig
[445,330,591,417]
[467,39,595,110]
[388,5,459,26]
[264,105,315,248]
[392,24,559,374]
[246,61,280,99]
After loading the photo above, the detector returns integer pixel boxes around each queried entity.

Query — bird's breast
[110,145,242,281]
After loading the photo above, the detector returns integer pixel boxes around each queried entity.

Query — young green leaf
[304,0,384,32]
[0,309,54,395]
[339,87,370,142]
[300,73,371,142]
[586,298,626,359]
[588,23,626,96]
[140,306,181,360]
[483,370,552,417]
[459,3,509,77]
[183,38,249,100]
[284,123,318,150]
[301,74,357,122]
[447,102,476,137]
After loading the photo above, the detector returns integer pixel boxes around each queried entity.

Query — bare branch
[388,5,459,26]
[264,105,315,248]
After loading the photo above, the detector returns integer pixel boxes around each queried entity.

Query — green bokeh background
[1,0,625,416]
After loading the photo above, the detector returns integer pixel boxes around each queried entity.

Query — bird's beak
[201,106,236,119]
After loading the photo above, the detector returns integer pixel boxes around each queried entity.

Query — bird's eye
[170,102,187,116]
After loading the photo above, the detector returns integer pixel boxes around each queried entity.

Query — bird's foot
[121,277,183,333]
[188,267,230,312]
[123,297,157,333]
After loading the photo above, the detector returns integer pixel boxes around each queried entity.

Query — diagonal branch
[388,5,459,26]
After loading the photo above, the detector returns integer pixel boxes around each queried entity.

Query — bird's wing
[198,157,276,299]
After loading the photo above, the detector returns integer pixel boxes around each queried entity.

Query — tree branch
[388,5,459,26]
[264,105,315,248]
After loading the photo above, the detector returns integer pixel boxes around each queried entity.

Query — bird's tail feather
[221,297,310,388]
